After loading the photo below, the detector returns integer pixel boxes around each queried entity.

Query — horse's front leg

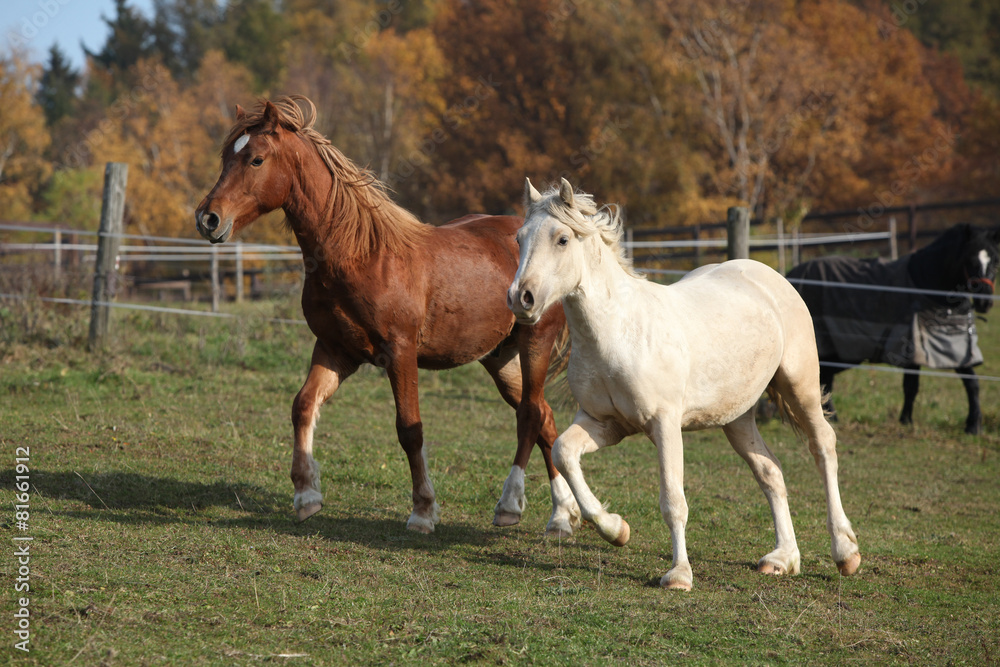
[384,341,439,533]
[648,416,693,591]
[482,348,580,537]
[899,364,919,426]
[958,366,981,435]
[291,342,358,521]
[552,411,628,543]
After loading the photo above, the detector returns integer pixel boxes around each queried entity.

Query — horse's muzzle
[195,209,233,244]
[507,284,540,324]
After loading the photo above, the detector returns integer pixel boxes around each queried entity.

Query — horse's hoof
[837,552,861,576]
[296,502,322,522]
[493,511,521,527]
[660,567,692,591]
[406,520,435,534]
[544,527,573,540]
[758,562,786,575]
[610,519,630,547]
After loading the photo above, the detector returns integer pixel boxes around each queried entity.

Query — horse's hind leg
[291,342,358,521]
[481,337,580,537]
[723,411,800,577]
[900,365,919,426]
[771,370,860,576]
[958,367,981,435]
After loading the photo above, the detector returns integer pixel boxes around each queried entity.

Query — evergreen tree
[37,45,80,127]
[221,0,290,92]
[84,0,154,73]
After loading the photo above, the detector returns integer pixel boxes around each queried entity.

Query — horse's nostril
[521,290,534,309]
[202,211,221,232]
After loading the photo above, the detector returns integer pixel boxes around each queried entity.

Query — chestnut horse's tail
[542,322,573,407]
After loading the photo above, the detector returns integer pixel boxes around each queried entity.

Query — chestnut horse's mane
[224,94,429,261]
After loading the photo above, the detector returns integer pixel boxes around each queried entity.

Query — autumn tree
[85,55,260,240]
[0,49,51,220]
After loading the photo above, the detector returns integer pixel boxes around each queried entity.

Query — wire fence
[1,220,997,385]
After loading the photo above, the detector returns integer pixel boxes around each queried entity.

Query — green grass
[2,299,999,665]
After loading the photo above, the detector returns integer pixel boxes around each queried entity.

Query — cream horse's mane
[527,183,643,278]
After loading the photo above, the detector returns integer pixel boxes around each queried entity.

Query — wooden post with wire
[726,206,750,260]
[88,162,128,351]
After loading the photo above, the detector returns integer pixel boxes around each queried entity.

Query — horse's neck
[562,255,638,349]
[906,231,961,292]
[282,145,336,256]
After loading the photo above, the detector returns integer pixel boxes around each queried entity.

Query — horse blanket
[787,256,983,369]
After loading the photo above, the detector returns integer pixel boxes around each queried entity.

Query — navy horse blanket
[787,255,983,369]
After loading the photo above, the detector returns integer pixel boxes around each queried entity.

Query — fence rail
[2,195,998,388]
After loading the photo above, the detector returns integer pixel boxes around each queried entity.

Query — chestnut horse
[195,95,580,536]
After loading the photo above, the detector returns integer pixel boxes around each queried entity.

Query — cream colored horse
[507,178,860,590]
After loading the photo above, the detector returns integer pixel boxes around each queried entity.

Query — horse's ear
[260,100,280,134]
[234,104,246,122]
[559,178,575,207]
[524,178,542,207]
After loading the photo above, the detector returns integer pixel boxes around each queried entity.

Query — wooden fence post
[889,216,898,260]
[726,206,750,260]
[792,227,800,267]
[88,162,129,351]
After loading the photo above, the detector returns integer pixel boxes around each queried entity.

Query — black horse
[787,223,999,434]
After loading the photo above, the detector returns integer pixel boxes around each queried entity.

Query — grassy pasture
[1,300,999,665]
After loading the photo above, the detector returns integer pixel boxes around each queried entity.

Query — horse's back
[787,255,916,364]
[626,260,817,429]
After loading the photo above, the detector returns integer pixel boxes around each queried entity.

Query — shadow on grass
[7,468,539,556]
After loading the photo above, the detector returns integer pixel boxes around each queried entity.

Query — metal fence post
[889,216,898,260]
[211,244,221,313]
[53,229,62,281]
[235,241,244,303]
[88,162,128,351]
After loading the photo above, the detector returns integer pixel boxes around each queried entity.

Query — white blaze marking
[979,249,990,277]
[234,134,250,154]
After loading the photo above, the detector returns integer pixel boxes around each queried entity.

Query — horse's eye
[558,236,569,246]
[250,156,264,167]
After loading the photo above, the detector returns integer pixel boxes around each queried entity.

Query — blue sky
[4,0,156,70]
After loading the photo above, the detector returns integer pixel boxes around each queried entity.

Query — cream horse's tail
[765,384,803,438]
